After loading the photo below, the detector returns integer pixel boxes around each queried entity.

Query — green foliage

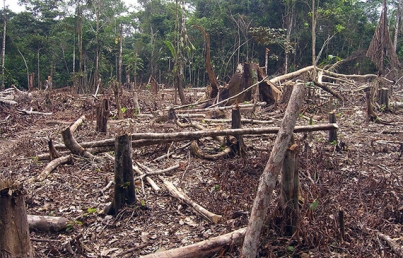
[309,199,319,211]
[0,0,386,89]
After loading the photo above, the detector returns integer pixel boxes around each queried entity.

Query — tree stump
[328,111,337,143]
[96,98,109,133]
[231,107,247,157]
[279,138,299,236]
[365,87,377,121]
[105,134,136,215]
[379,87,389,111]
[0,180,33,258]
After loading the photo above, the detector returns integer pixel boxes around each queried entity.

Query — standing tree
[367,0,401,75]
[1,0,5,89]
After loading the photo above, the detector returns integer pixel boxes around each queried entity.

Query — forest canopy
[0,0,401,91]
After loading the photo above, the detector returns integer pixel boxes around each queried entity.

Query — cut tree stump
[328,111,338,143]
[105,134,136,215]
[278,138,299,236]
[0,180,33,258]
[379,87,389,111]
[96,98,109,133]
[231,107,247,157]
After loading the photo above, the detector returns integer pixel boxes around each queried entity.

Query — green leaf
[310,199,319,211]
[87,208,97,213]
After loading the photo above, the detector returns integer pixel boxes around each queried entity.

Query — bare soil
[1,83,403,257]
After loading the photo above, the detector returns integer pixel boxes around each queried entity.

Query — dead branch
[18,108,52,115]
[153,142,191,162]
[202,118,274,124]
[0,98,17,105]
[312,81,345,101]
[270,66,315,84]
[28,155,72,183]
[70,115,85,133]
[62,127,95,159]
[367,228,403,257]
[160,177,222,224]
[134,163,181,180]
[140,227,246,258]
[104,153,161,192]
[209,76,268,108]
[190,140,232,160]
[175,102,267,113]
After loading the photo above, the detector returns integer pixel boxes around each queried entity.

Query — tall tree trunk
[311,0,316,67]
[37,49,41,90]
[77,2,83,93]
[119,23,123,86]
[394,0,403,52]
[284,0,295,74]
[1,0,6,89]
[95,0,100,91]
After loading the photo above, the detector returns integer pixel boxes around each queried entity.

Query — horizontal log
[27,215,69,232]
[130,124,338,141]
[140,227,246,258]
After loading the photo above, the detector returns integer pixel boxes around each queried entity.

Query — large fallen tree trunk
[140,227,246,258]
[241,82,305,257]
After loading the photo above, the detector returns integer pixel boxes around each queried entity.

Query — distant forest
[0,0,401,92]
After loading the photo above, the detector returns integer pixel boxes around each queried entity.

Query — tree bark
[140,227,246,258]
[0,180,33,258]
[96,98,109,133]
[241,82,305,257]
[27,215,69,232]
[105,134,136,215]
[1,0,6,90]
[231,107,247,157]
[279,138,299,236]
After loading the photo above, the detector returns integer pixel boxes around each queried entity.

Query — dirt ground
[1,82,403,257]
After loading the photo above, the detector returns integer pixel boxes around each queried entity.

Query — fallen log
[140,227,246,258]
[130,124,338,141]
[52,124,337,152]
[270,65,314,84]
[28,155,73,183]
[27,215,69,232]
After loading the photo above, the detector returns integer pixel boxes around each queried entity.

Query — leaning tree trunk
[0,180,33,258]
[241,82,305,258]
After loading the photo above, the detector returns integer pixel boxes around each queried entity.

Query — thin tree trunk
[394,0,403,52]
[119,23,123,86]
[1,0,5,89]
[311,0,316,67]
[95,0,100,91]
[241,82,305,257]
